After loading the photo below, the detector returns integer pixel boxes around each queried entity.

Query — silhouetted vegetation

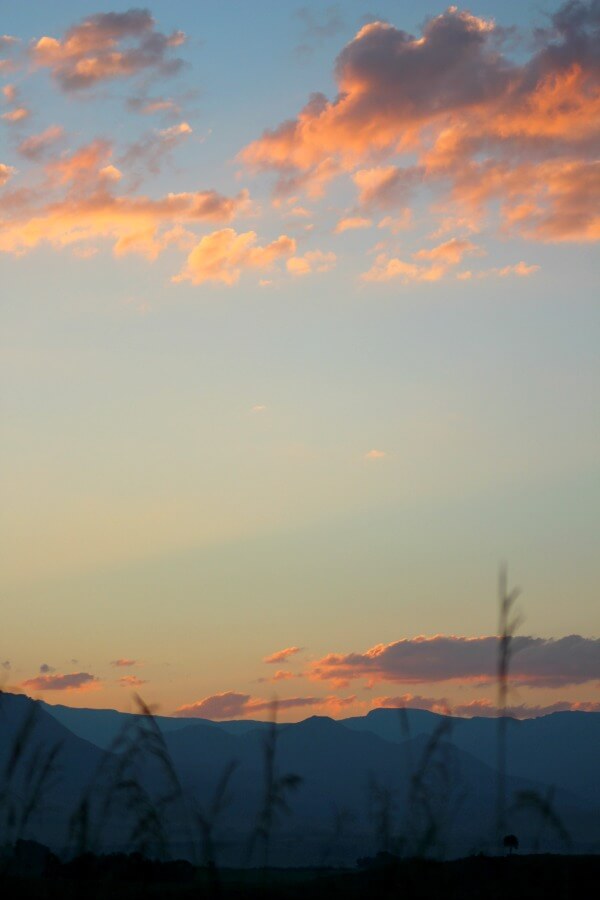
[1,842,599,899]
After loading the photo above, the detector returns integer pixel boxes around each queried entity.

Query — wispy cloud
[286,249,336,276]
[0,139,249,259]
[18,125,64,160]
[374,694,600,718]
[117,674,148,688]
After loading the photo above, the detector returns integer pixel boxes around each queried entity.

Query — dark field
[2,848,600,900]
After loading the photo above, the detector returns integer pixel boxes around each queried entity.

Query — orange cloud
[111,658,138,667]
[272,670,295,681]
[21,671,100,692]
[117,675,148,688]
[362,254,446,284]
[314,695,358,714]
[414,238,481,266]
[363,236,482,283]
[0,140,249,260]
[334,216,372,233]
[241,5,600,243]
[365,449,387,460]
[32,10,185,91]
[175,228,296,286]
[0,163,15,186]
[263,646,303,664]
[2,107,29,123]
[286,249,336,276]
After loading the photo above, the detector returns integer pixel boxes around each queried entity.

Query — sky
[1,1,599,720]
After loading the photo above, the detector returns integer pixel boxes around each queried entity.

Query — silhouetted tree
[503,833,519,855]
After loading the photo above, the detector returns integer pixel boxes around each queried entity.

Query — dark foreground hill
[2,692,599,865]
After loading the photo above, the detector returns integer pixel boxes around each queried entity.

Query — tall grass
[495,563,522,846]
[249,703,302,871]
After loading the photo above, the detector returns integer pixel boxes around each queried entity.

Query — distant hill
[2,692,598,865]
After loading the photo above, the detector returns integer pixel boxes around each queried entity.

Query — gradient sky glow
[1,1,599,719]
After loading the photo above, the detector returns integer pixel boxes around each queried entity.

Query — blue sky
[1,1,599,717]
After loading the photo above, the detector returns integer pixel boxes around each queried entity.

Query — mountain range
[1,691,598,866]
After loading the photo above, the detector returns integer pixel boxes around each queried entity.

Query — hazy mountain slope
[340,709,600,803]
[41,700,214,749]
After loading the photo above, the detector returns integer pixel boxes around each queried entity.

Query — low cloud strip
[309,635,600,688]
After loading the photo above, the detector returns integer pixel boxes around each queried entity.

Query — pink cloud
[21,671,100,692]
[263,646,303,664]
[111,658,138,668]
[18,125,65,160]
[174,691,319,719]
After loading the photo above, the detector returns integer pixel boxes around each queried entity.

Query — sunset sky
[1,1,599,720]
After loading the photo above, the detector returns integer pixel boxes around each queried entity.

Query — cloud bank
[309,634,600,687]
